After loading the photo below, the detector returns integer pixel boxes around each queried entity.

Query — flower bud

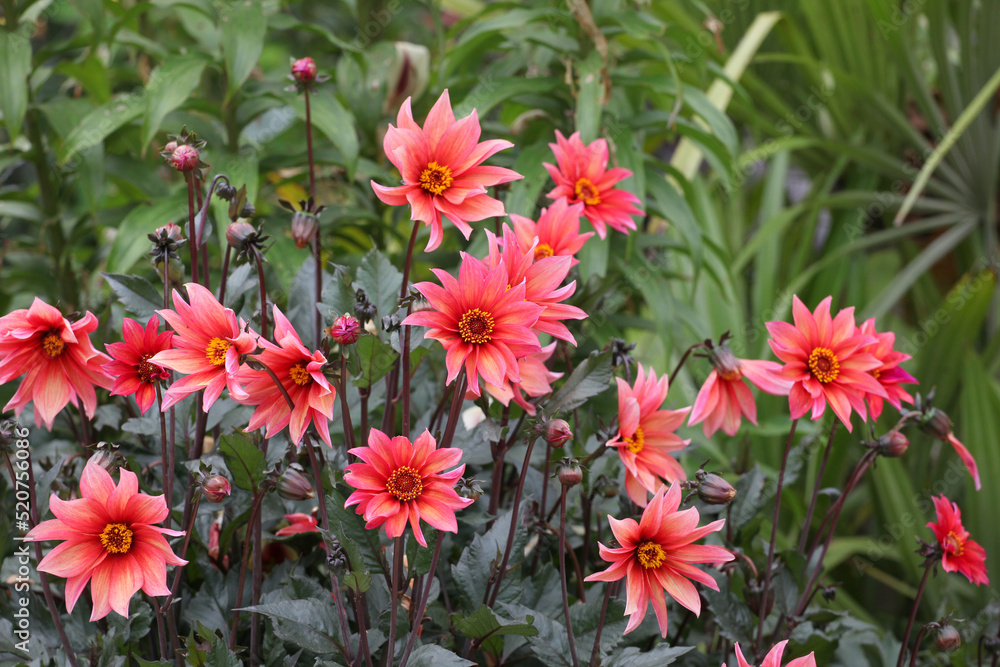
[354,289,377,323]
[877,430,909,458]
[919,408,953,441]
[169,144,200,172]
[934,625,961,652]
[385,42,430,112]
[455,477,483,502]
[202,475,232,503]
[162,140,178,157]
[277,465,315,501]
[697,473,737,505]
[329,314,361,345]
[708,343,742,381]
[543,419,573,447]
[557,460,583,487]
[291,57,318,84]
[226,221,256,250]
[291,210,319,250]
[89,442,124,473]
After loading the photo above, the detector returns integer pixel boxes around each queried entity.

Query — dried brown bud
[934,624,960,652]
[919,408,953,441]
[89,442,124,473]
[543,419,573,447]
[697,473,737,505]
[277,465,316,501]
[708,343,742,381]
[877,430,909,458]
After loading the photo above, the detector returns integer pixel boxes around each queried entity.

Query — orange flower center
[206,338,231,366]
[137,354,162,384]
[458,308,494,345]
[41,333,65,358]
[624,426,645,454]
[386,466,423,502]
[100,522,134,555]
[943,530,965,556]
[807,347,840,384]
[419,161,454,196]
[574,178,601,206]
[289,362,311,386]
[636,541,666,569]
[534,243,555,260]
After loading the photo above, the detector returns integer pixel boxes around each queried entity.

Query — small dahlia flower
[766,295,887,431]
[928,495,989,586]
[403,254,544,396]
[478,342,563,416]
[857,318,916,421]
[275,512,319,537]
[509,198,593,265]
[543,130,643,239]
[0,298,113,429]
[726,641,816,667]
[606,364,690,507]
[370,89,523,252]
[149,283,258,411]
[236,307,335,446]
[103,316,174,415]
[688,343,791,437]
[345,428,473,546]
[23,462,186,620]
[585,483,733,637]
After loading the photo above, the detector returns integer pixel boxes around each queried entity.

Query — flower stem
[218,245,232,304]
[588,583,614,667]
[670,342,707,383]
[186,172,200,285]
[486,435,538,607]
[304,88,317,200]
[437,372,467,450]
[252,247,269,340]
[399,531,444,667]
[339,354,356,454]
[559,487,581,667]
[798,420,838,554]
[75,397,91,448]
[162,494,201,614]
[897,564,934,667]
[354,589,374,667]
[156,384,174,529]
[755,418,798,651]
[230,490,265,648]
[387,535,406,667]
[401,307,413,438]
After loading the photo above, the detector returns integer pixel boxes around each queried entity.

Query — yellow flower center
[100,522,134,555]
[534,243,555,261]
[205,338,231,366]
[943,530,964,556]
[419,161,454,196]
[41,334,65,358]
[574,178,601,206]
[636,541,666,569]
[624,426,644,454]
[807,347,840,384]
[386,466,423,502]
[458,308,494,345]
[289,362,311,386]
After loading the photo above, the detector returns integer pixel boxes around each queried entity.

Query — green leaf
[106,195,187,274]
[352,335,398,389]
[0,31,32,141]
[451,509,525,613]
[101,273,162,319]
[406,644,476,667]
[575,51,604,144]
[729,466,770,533]
[453,605,538,658]
[291,88,360,178]
[218,433,267,492]
[605,645,692,667]
[241,600,342,655]
[543,350,613,414]
[142,54,208,154]
[59,95,145,164]
[703,580,754,646]
[219,0,267,99]
[354,248,402,327]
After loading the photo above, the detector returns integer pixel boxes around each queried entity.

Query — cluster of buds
[216,182,256,222]
[327,314,361,345]
[280,197,325,250]
[161,126,207,173]
[286,56,329,92]
[276,464,315,501]
[354,289,377,324]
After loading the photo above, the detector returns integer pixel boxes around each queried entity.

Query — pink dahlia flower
[857,318,916,421]
[23,462,186,620]
[344,428,474,547]
[509,198,594,266]
[585,483,733,637]
[477,342,563,416]
[103,316,174,415]
[543,130,643,239]
[928,495,989,586]
[371,89,522,251]
[726,641,817,667]
[0,298,113,429]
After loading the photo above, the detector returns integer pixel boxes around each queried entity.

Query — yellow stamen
[534,243,555,260]
[205,338,231,366]
[807,347,840,384]
[943,531,965,556]
[289,363,311,386]
[624,426,644,454]
[386,466,423,502]
[100,523,134,555]
[41,334,65,358]
[574,178,601,206]
[458,309,494,345]
[636,541,666,569]
[419,161,454,196]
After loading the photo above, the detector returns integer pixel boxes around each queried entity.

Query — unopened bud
[277,465,315,501]
[291,57,318,84]
[169,144,200,172]
[877,430,909,458]
[216,183,237,201]
[89,442,124,473]
[162,140,178,157]
[291,210,319,249]
[543,419,573,447]
[934,625,961,652]
[240,203,255,218]
[202,475,231,502]
[226,221,256,249]
[455,477,483,502]
[919,408,953,441]
[354,290,377,323]
[697,473,737,505]
[329,314,361,345]
[708,344,742,381]
[557,459,583,487]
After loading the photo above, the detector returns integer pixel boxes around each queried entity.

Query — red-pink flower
[149,283,258,412]
[857,318,916,421]
[403,254,544,396]
[371,90,522,252]
[103,316,174,415]
[543,130,643,239]
[688,344,791,437]
[726,641,816,667]
[476,342,563,416]
[585,483,733,637]
[344,428,473,547]
[509,198,594,266]
[0,298,113,429]
[606,364,691,507]
[928,495,989,586]
[236,307,335,446]
[765,296,887,431]
[23,462,186,620]
[275,512,319,537]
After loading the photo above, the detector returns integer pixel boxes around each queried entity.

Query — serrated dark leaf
[605,645,692,667]
[353,248,402,328]
[352,335,398,389]
[543,350,613,414]
[218,433,267,492]
[102,272,162,319]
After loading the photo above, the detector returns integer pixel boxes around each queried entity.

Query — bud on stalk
[277,465,316,501]
[543,419,573,447]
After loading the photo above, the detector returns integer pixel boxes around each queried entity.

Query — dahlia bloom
[0,298,113,429]
[149,283,258,411]
[766,296,887,431]
[403,254,544,396]
[606,364,691,507]
[688,344,791,437]
[585,484,733,637]
[23,462,186,620]
[103,316,174,415]
[484,224,587,345]
[236,307,335,446]
[477,342,563,416]
[275,512,320,537]
[510,197,593,265]
[543,130,643,239]
[344,428,473,547]
[928,495,989,586]
[857,318,916,421]
[371,90,522,252]
[726,641,817,667]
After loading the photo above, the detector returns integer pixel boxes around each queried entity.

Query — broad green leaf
[59,95,145,164]
[240,600,341,655]
[0,31,32,141]
[291,89,360,179]
[352,335,398,389]
[543,349,612,414]
[219,0,267,99]
[605,646,693,667]
[141,54,208,154]
[218,433,267,492]
[353,248,402,329]
[453,605,538,658]
[575,51,603,144]
[101,272,162,319]
[406,645,475,667]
